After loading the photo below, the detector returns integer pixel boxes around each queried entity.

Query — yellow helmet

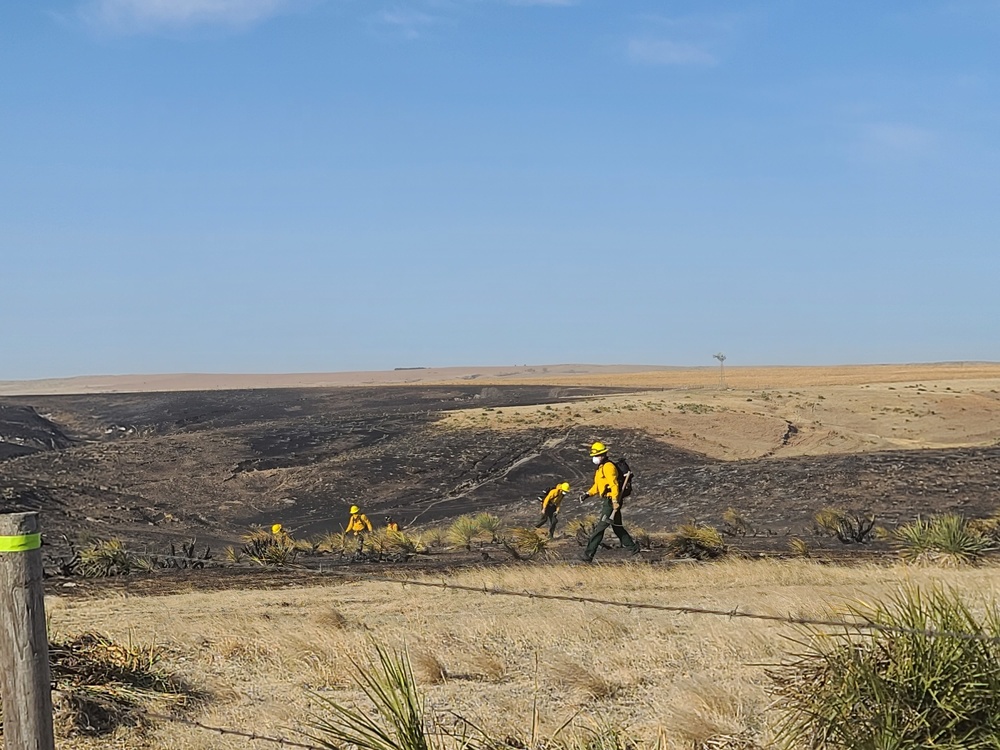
[559,482,571,492]
[271,523,283,535]
[350,505,360,515]
[589,441,609,457]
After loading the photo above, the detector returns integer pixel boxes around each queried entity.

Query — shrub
[813,508,876,544]
[77,539,134,577]
[447,515,483,551]
[502,528,550,561]
[788,538,810,558]
[769,586,1000,749]
[385,530,425,555]
[569,515,600,546]
[721,507,750,538]
[665,524,726,560]
[894,514,995,566]
[240,526,299,566]
[472,512,503,543]
[319,530,350,555]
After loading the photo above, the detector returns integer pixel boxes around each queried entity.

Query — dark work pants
[584,498,638,561]
[535,505,558,538]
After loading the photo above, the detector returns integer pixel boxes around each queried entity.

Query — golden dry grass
[440,371,1000,460]
[43,559,1000,749]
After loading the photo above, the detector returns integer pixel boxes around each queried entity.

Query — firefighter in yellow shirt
[346,505,373,556]
[384,516,400,533]
[580,442,639,562]
[535,482,570,538]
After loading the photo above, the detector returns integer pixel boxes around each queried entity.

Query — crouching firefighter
[535,482,570,538]
[579,442,639,562]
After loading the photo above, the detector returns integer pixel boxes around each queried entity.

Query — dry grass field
[44,559,1000,750]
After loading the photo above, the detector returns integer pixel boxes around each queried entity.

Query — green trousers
[583,498,639,561]
[535,505,558,538]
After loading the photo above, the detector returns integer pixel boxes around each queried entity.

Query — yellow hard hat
[271,523,283,535]
[589,441,609,457]
[559,482,571,492]
[350,505,360,514]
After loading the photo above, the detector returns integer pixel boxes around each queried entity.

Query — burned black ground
[1,385,999,576]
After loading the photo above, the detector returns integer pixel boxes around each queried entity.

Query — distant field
[4,362,999,396]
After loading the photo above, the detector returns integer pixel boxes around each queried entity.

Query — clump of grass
[569,515,599,546]
[629,525,653,550]
[319,530,350,555]
[502,528,550,561]
[240,526,299,566]
[385,529,425,555]
[472,512,504,543]
[303,643,438,750]
[721,507,750,538]
[412,649,448,685]
[788,538,810,558]
[77,539,135,577]
[665,524,726,560]
[769,585,1000,749]
[447,515,483,551]
[894,514,995,566]
[45,632,197,737]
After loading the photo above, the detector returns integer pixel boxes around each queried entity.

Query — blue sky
[2,0,998,379]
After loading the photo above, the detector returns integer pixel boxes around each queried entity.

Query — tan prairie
[45,560,1000,750]
[441,375,1000,460]
[3,362,1000,396]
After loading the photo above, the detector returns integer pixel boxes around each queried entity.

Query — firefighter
[346,505,373,556]
[535,481,570,538]
[579,442,639,562]
[385,516,400,532]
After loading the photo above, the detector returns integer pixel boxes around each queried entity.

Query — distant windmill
[713,352,727,388]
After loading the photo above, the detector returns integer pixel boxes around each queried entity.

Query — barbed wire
[142,710,328,750]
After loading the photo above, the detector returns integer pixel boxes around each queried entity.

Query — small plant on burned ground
[813,507,876,544]
[472,512,504,543]
[768,585,1000,749]
[237,526,300,566]
[502,528,550,561]
[721,507,754,538]
[665,523,727,560]
[40,633,199,737]
[75,539,135,577]
[893,514,996,566]
[447,515,487,551]
[569,515,600,546]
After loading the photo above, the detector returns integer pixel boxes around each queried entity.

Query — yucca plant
[472,512,503,543]
[813,507,845,536]
[304,643,441,750]
[385,530,425,555]
[77,539,133,577]
[665,524,726,560]
[502,528,550,561]
[769,585,1000,749]
[240,526,299,567]
[894,514,995,566]
[447,515,483,551]
[319,530,350,556]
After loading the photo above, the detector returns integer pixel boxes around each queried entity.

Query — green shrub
[502,528,550,561]
[894,514,995,566]
[472,512,503,543]
[447,515,482,551]
[769,586,1000,749]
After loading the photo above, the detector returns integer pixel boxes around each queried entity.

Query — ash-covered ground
[2,385,998,568]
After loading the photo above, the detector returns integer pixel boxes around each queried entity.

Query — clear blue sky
[2,1,998,379]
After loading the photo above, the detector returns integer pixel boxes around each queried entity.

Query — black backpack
[610,457,633,499]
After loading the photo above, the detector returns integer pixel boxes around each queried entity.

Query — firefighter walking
[346,504,373,556]
[580,442,639,562]
[535,481,570,538]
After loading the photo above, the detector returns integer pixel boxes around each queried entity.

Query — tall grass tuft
[894,514,995,566]
[769,585,1000,749]
[240,526,299,566]
[77,539,134,577]
[569,515,599,546]
[665,524,726,560]
[304,643,441,750]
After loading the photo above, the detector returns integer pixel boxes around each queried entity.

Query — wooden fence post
[0,512,55,750]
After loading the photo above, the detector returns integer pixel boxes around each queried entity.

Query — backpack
[610,457,633,499]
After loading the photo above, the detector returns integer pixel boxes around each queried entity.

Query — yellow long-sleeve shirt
[587,460,620,502]
[346,513,372,534]
[541,487,566,512]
